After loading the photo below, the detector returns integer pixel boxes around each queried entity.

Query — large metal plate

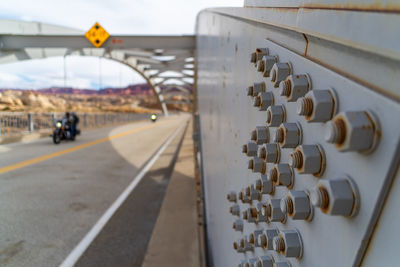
[196,9,400,267]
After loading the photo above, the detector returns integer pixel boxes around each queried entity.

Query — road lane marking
[59,120,187,267]
[0,123,157,175]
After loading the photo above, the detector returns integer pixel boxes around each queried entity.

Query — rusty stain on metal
[303,33,309,56]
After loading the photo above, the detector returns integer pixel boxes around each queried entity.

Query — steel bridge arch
[0,19,195,115]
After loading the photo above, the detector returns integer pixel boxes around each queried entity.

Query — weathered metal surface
[196,7,400,267]
[245,0,400,12]
[208,7,400,101]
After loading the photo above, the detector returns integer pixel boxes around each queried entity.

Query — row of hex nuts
[245,114,377,175]
[236,227,303,258]
[245,122,302,150]
[250,49,380,153]
[250,49,338,123]
[229,175,359,220]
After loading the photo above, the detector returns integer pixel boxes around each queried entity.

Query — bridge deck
[0,114,199,267]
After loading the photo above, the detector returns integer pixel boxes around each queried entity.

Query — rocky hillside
[0,84,193,113]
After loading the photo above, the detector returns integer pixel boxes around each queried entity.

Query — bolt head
[258,255,274,267]
[285,74,310,102]
[276,122,302,148]
[275,163,293,188]
[317,177,358,216]
[252,126,269,144]
[261,55,277,77]
[260,228,279,250]
[266,105,285,127]
[292,145,325,176]
[269,62,292,87]
[329,111,377,152]
[256,91,274,111]
[303,89,335,122]
[285,190,313,220]
[268,198,286,222]
[280,230,303,258]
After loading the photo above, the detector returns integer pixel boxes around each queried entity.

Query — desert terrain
[0,84,192,114]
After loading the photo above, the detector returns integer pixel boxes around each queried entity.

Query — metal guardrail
[0,112,149,137]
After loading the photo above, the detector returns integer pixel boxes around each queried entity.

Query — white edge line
[59,120,187,267]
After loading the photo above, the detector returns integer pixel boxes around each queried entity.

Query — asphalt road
[0,114,188,267]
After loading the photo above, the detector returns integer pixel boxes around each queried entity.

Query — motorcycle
[52,120,80,144]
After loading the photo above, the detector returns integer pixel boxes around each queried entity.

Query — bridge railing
[0,112,149,137]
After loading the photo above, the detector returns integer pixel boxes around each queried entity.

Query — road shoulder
[141,119,200,267]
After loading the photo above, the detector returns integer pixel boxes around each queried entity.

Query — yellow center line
[0,123,157,175]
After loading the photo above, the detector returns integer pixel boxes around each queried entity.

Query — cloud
[0,0,243,89]
[0,56,145,89]
[0,0,243,34]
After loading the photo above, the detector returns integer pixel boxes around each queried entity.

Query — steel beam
[0,35,195,50]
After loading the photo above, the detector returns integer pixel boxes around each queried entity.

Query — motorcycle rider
[62,112,73,138]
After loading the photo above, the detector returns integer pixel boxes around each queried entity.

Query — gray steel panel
[196,9,400,267]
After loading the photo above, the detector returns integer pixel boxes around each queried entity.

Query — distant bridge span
[0,19,196,115]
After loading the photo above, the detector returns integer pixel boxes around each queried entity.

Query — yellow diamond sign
[85,22,110,48]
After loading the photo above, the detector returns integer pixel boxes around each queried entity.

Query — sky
[0,0,243,90]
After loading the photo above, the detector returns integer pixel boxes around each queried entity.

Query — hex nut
[246,82,266,98]
[242,141,258,157]
[270,164,294,188]
[240,235,254,251]
[257,255,274,267]
[280,190,313,221]
[269,62,292,87]
[310,176,360,217]
[233,219,244,231]
[257,48,269,58]
[248,157,267,174]
[266,198,286,223]
[274,262,292,267]
[255,91,274,111]
[230,204,240,216]
[297,89,337,122]
[279,74,311,102]
[246,207,258,223]
[246,184,261,201]
[258,143,280,164]
[273,230,303,258]
[234,240,245,253]
[258,55,278,77]
[251,48,269,64]
[255,174,275,195]
[289,144,326,177]
[325,111,380,153]
[251,126,270,144]
[274,122,302,148]
[249,229,264,247]
[246,258,258,267]
[253,82,266,97]
[266,105,286,127]
[256,202,268,222]
[227,191,237,202]
[239,189,251,203]
[258,228,279,250]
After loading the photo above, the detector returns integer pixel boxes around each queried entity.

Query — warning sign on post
[85,22,110,48]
